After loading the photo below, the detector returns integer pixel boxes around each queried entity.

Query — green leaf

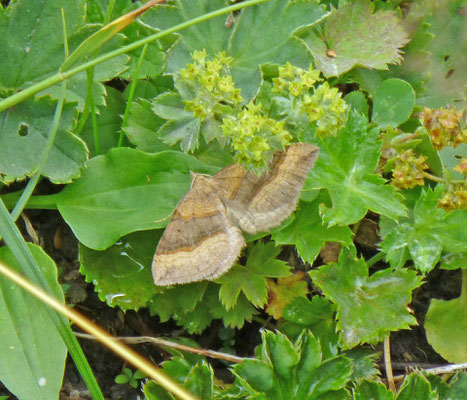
[142,0,328,100]
[309,248,423,349]
[80,86,127,156]
[185,361,214,399]
[380,186,467,273]
[266,274,309,320]
[344,91,369,119]
[152,92,201,152]
[282,296,339,359]
[425,282,467,363]
[79,230,163,311]
[54,147,218,250]
[396,372,437,400]
[218,242,290,310]
[123,98,169,152]
[0,0,86,89]
[440,253,467,270]
[271,193,353,264]
[443,372,467,400]
[0,244,67,400]
[0,98,87,184]
[354,380,394,400]
[302,0,409,77]
[372,79,416,128]
[308,112,406,226]
[232,330,352,399]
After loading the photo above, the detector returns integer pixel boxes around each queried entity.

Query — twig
[393,363,467,381]
[74,332,247,364]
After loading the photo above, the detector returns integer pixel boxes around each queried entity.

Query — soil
[0,190,462,399]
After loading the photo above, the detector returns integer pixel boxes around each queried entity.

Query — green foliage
[309,248,423,349]
[115,368,146,389]
[0,244,67,400]
[0,0,467,397]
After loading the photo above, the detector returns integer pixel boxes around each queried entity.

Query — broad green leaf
[397,372,437,400]
[302,0,408,77]
[0,244,67,400]
[372,79,416,128]
[80,86,127,156]
[123,98,169,152]
[440,253,467,270]
[271,193,353,263]
[217,242,290,310]
[53,147,218,250]
[79,230,163,311]
[354,380,394,400]
[308,112,406,226]
[443,372,467,400]
[282,296,339,359]
[0,98,87,184]
[425,286,467,363]
[233,359,276,393]
[380,186,467,273]
[309,248,423,349]
[263,330,300,380]
[0,0,86,89]
[344,348,380,382]
[141,0,328,100]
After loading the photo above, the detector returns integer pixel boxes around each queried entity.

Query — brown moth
[152,142,320,285]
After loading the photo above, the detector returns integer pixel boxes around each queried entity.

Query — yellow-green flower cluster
[392,149,429,189]
[272,62,321,96]
[221,102,292,171]
[272,63,348,136]
[421,107,467,150]
[301,82,349,136]
[438,185,467,211]
[179,50,242,121]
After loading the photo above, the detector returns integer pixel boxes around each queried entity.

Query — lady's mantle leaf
[0,98,87,184]
[217,242,290,310]
[380,186,467,273]
[141,0,328,100]
[302,0,409,77]
[266,273,308,320]
[271,193,353,264]
[309,248,423,349]
[232,330,352,399]
[54,148,218,250]
[308,112,406,226]
[0,0,86,89]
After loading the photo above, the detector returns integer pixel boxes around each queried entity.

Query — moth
[152,142,320,285]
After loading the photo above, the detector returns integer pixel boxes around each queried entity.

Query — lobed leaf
[309,248,423,349]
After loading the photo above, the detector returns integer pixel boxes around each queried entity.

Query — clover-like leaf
[141,0,328,100]
[232,330,352,399]
[0,98,87,184]
[271,193,353,264]
[218,242,290,310]
[380,185,467,273]
[308,112,406,226]
[309,248,423,349]
[372,79,416,128]
[302,0,409,77]
[266,273,308,320]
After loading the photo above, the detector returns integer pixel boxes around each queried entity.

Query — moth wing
[152,177,245,285]
[212,143,319,234]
